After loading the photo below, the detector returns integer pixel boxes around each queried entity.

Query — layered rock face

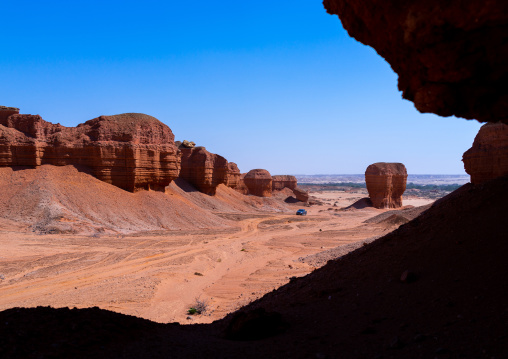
[365,163,407,209]
[463,123,508,184]
[235,173,249,195]
[0,111,181,192]
[272,175,297,191]
[179,146,228,195]
[0,106,19,123]
[323,0,508,123]
[243,169,272,197]
[293,187,309,203]
[226,162,241,189]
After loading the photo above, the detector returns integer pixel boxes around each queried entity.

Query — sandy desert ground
[0,171,435,324]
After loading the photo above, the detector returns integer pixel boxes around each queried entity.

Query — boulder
[226,162,241,189]
[243,169,272,197]
[365,163,407,209]
[179,146,228,195]
[0,112,181,192]
[463,123,508,184]
[323,0,508,123]
[181,140,196,148]
[293,187,309,202]
[272,175,297,191]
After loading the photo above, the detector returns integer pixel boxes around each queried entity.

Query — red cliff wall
[0,112,181,192]
[179,147,229,195]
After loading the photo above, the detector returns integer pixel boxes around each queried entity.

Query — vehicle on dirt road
[296,209,307,216]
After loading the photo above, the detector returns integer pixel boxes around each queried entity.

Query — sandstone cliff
[179,146,228,195]
[243,169,272,197]
[0,111,181,192]
[0,106,19,123]
[365,162,407,209]
[463,122,508,184]
[235,173,249,195]
[272,175,297,191]
[226,162,241,189]
[323,0,508,123]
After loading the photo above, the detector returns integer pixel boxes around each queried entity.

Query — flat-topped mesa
[323,1,508,124]
[0,112,181,192]
[463,123,508,184]
[178,146,229,195]
[272,175,297,191]
[365,162,407,209]
[226,162,241,189]
[244,169,272,197]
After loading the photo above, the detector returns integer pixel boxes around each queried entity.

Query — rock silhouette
[463,122,508,184]
[323,0,508,123]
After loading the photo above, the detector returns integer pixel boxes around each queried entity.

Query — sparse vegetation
[194,272,203,276]
[187,297,208,315]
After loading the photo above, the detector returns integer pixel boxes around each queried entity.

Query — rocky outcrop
[226,162,241,189]
[243,169,272,197]
[179,146,228,195]
[323,1,508,123]
[293,187,309,202]
[463,123,508,184]
[0,106,19,123]
[272,175,297,191]
[0,112,181,192]
[235,173,249,195]
[365,163,407,209]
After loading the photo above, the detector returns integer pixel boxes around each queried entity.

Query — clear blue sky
[1,0,481,174]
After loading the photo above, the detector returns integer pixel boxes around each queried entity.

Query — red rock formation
[323,0,508,123]
[244,169,272,197]
[0,106,19,123]
[226,162,241,189]
[365,162,407,209]
[463,123,508,184]
[293,187,309,202]
[179,146,228,195]
[272,175,297,191]
[235,173,249,195]
[0,112,181,192]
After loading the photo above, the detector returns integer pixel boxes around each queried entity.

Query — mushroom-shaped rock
[365,163,407,209]
[0,112,181,192]
[463,123,508,184]
[293,187,309,203]
[179,146,229,195]
[244,169,272,197]
[226,162,241,189]
[323,0,508,124]
[272,175,297,191]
